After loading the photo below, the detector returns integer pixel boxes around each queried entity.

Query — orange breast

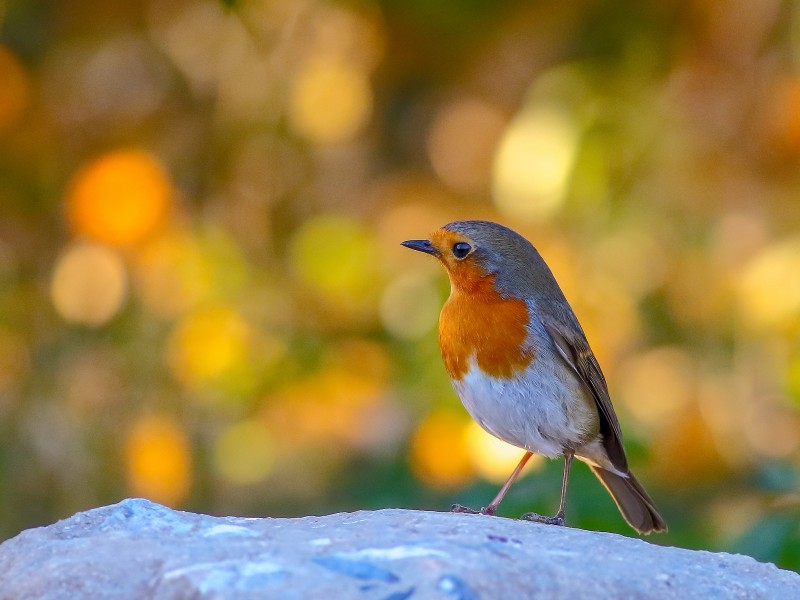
[438,273,534,381]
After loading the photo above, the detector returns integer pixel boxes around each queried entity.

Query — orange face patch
[430,228,534,380]
[428,228,483,292]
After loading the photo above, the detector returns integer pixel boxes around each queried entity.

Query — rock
[0,498,797,599]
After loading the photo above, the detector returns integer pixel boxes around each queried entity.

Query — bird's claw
[451,504,496,516]
[520,512,565,527]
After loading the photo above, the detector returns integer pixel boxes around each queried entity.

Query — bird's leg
[482,451,533,515]
[451,451,533,516]
[521,451,574,526]
[553,451,573,521]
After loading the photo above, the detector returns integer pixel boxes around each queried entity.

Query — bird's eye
[452,242,471,259]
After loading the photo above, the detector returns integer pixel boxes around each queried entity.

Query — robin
[402,220,666,534]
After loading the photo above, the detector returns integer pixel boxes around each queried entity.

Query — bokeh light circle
[66,150,172,245]
[51,242,127,326]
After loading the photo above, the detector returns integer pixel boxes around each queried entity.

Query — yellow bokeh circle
[288,57,372,144]
[290,214,380,314]
[166,306,251,388]
[410,410,474,489]
[213,419,275,485]
[464,421,537,483]
[125,415,192,506]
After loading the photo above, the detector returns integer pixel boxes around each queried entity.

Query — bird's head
[402,220,542,295]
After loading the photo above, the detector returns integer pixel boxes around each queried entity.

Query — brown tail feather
[590,466,667,534]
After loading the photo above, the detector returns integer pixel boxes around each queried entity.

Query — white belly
[452,352,596,458]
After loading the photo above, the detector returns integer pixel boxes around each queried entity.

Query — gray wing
[538,307,629,472]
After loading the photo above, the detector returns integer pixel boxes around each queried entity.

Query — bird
[401,220,666,534]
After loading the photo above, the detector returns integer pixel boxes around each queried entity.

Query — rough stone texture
[0,499,797,599]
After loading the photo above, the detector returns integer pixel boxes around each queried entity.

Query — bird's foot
[520,512,565,527]
[451,504,497,516]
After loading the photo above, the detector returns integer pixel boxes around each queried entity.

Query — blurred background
[1,0,799,570]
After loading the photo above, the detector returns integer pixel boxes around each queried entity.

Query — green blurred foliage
[1,0,800,573]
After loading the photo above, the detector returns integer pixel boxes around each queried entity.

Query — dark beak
[401,239,438,256]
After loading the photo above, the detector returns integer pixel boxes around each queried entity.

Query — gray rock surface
[0,498,797,599]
